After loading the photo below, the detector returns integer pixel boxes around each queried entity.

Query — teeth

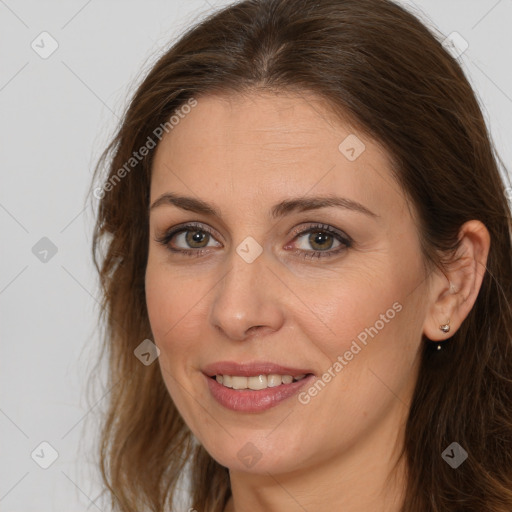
[248,375,267,390]
[267,374,282,387]
[214,373,307,390]
[232,376,248,389]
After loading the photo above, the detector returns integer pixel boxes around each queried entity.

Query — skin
[145,90,490,512]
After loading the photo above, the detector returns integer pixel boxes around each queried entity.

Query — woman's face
[146,91,430,474]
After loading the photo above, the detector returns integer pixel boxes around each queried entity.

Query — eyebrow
[149,192,378,219]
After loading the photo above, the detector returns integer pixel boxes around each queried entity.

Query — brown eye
[155,222,221,254]
[156,222,351,260]
[185,229,210,248]
[307,231,335,251]
[287,223,352,260]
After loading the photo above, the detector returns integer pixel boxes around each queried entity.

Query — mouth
[202,361,316,412]
[210,373,310,390]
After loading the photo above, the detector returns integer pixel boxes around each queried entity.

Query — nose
[209,246,286,342]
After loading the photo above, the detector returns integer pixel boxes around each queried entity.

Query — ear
[423,220,490,341]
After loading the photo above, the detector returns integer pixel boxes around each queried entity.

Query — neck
[224,401,409,512]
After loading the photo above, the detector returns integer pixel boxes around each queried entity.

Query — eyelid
[288,222,352,245]
[156,221,350,242]
[154,221,220,247]
[155,221,352,257]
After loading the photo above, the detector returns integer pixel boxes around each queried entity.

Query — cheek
[302,264,425,412]
[145,264,202,419]
[145,269,171,341]
[145,260,197,342]
[297,267,401,358]
[297,250,425,402]
[145,261,211,388]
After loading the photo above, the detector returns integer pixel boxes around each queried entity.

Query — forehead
[154,91,367,164]
[150,91,407,221]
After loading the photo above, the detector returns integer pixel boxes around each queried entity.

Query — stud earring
[439,323,450,333]
[437,320,451,350]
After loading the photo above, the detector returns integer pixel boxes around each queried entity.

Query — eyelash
[155,222,352,260]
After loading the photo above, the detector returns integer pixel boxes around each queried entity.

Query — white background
[1,0,511,510]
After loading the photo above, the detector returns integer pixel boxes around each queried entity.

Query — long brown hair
[90,0,512,510]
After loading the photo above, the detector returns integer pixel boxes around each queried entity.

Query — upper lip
[202,361,315,378]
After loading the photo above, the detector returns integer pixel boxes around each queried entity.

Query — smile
[214,373,307,390]
[205,374,315,412]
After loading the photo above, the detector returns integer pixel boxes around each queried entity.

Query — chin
[199,433,308,475]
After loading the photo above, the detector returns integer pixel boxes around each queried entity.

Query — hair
[89,0,512,510]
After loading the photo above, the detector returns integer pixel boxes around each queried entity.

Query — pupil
[310,231,332,250]
[184,230,334,250]
[187,230,208,247]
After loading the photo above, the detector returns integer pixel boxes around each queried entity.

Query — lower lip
[204,374,314,413]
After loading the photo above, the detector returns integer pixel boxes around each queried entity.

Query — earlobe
[422,220,490,344]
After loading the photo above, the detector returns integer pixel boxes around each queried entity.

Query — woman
[90,0,512,510]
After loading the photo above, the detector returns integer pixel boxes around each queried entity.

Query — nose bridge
[227,243,262,292]
[209,239,285,340]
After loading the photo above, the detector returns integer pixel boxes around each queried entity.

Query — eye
[155,222,352,259]
[286,223,352,260]
[155,222,221,256]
